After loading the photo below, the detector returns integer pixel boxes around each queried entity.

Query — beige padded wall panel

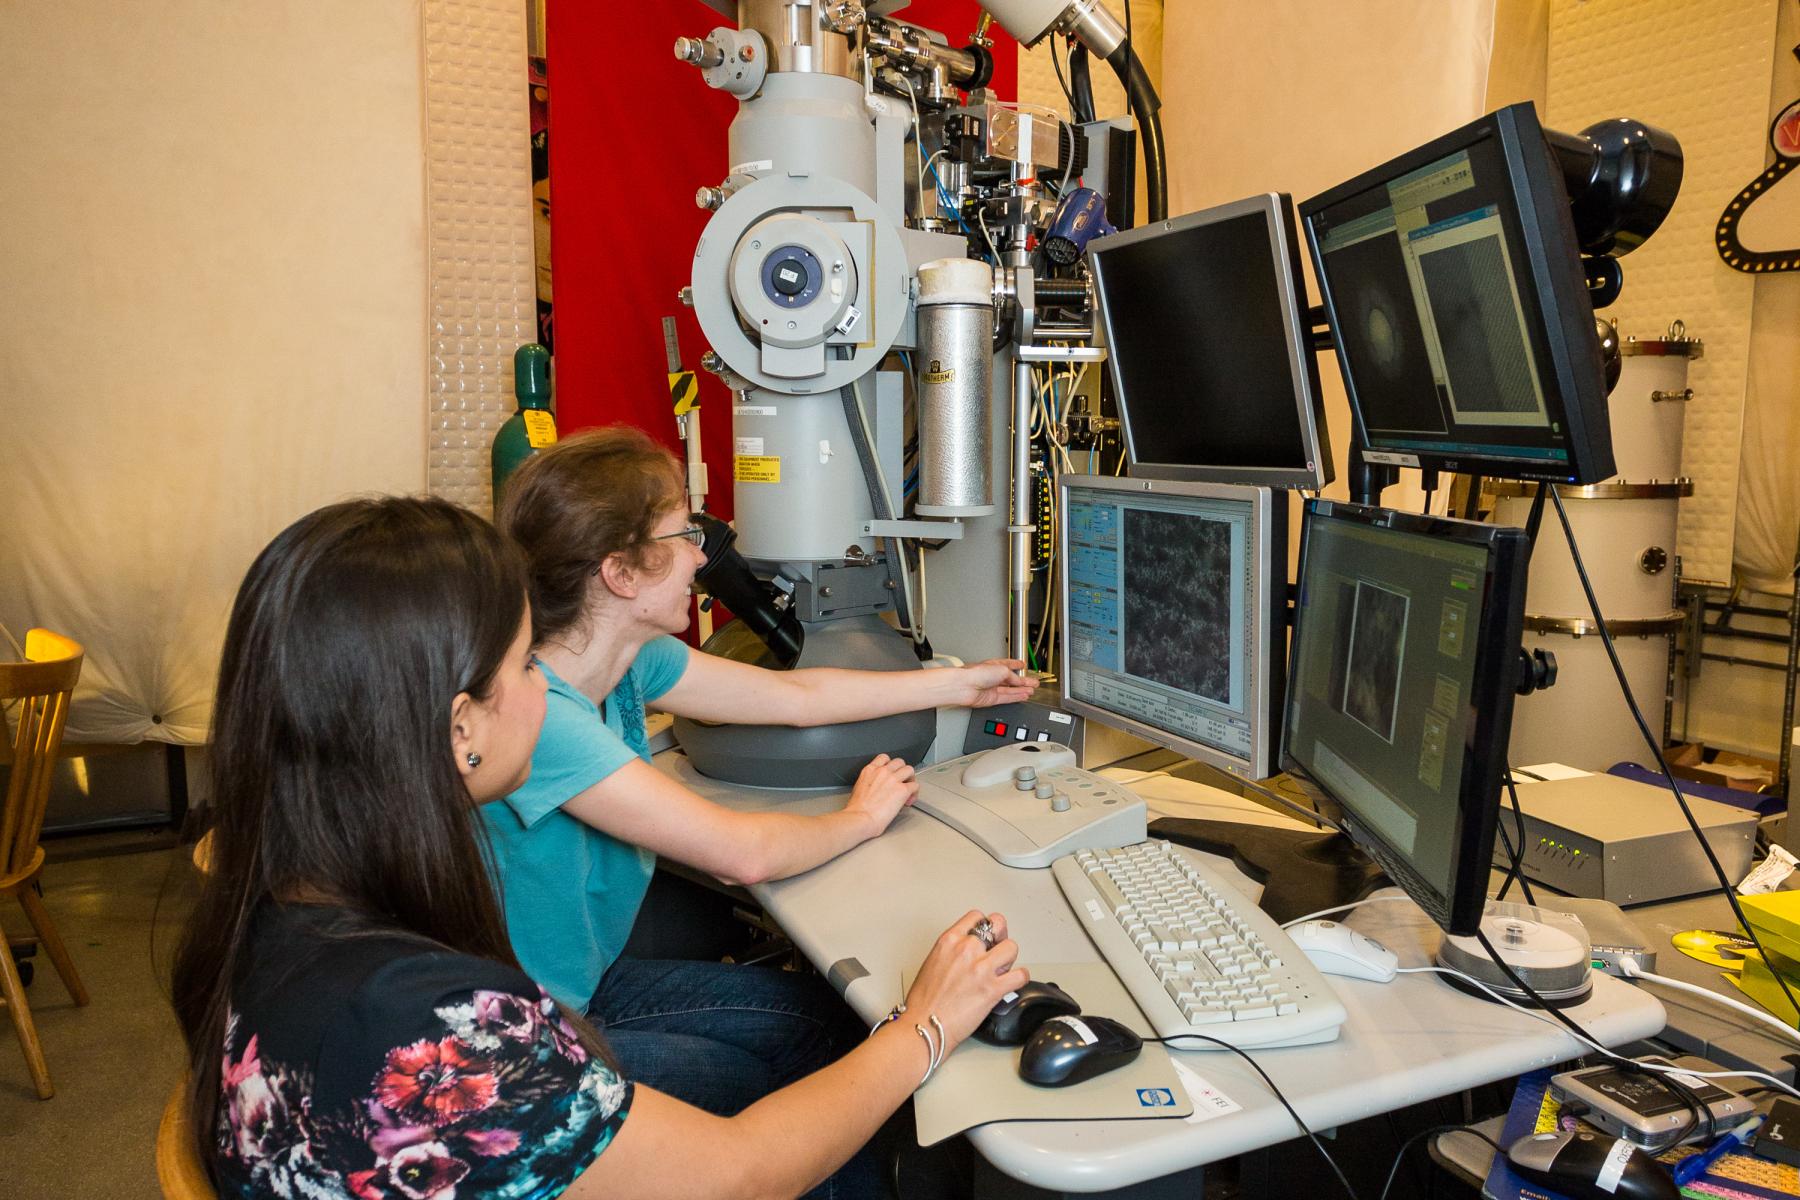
[1548,0,1780,586]
[424,0,538,513]
[1157,1,1500,514]
[0,1,427,744]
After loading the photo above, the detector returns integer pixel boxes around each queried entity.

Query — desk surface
[1614,890,1799,1080]
[659,753,1666,1194]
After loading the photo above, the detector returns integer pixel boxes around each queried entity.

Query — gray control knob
[1034,781,1055,799]
[1050,793,1072,813]
[1013,766,1037,791]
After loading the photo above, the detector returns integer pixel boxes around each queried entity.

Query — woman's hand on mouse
[903,910,1030,1055]
[845,753,918,836]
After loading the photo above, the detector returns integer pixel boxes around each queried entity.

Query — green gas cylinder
[492,343,557,503]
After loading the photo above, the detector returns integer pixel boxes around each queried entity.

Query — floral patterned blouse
[212,905,630,1199]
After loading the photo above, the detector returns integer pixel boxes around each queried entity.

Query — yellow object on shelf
[1740,891,1800,962]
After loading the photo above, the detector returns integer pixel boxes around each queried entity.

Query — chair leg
[16,887,88,1007]
[0,932,52,1099]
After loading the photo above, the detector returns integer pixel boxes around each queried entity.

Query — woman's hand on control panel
[961,659,1036,709]
[846,752,918,837]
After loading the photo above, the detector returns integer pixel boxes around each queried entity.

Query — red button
[994,722,1008,736]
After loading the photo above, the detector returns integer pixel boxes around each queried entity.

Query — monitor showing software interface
[1303,114,1602,480]
[1088,193,1332,489]
[1282,514,1495,901]
[1059,477,1280,779]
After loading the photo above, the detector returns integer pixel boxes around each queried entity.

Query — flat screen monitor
[1058,475,1287,780]
[1281,500,1529,935]
[1300,103,1614,484]
[1088,193,1334,490]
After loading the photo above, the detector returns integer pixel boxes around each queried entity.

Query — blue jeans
[588,957,886,1199]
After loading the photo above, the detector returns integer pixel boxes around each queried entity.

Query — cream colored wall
[1680,0,1800,760]
[0,1,429,742]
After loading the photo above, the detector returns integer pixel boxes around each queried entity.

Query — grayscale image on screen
[1341,581,1409,742]
[1122,509,1232,703]
[1416,236,1540,418]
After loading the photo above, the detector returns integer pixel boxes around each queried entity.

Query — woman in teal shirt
[484,426,1031,1128]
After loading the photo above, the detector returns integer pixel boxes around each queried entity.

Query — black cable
[1150,1033,1362,1200]
[1101,4,1166,224]
[1493,804,1523,902]
[1378,1124,1506,1200]
[1548,483,1800,1021]
[1048,35,1075,116]
[1068,43,1096,126]
[1502,769,1537,905]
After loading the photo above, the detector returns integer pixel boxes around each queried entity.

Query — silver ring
[969,917,996,949]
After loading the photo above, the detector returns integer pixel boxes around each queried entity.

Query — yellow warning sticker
[735,455,781,483]
[669,370,700,415]
[522,410,558,448]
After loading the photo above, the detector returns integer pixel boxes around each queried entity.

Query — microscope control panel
[914,744,1147,868]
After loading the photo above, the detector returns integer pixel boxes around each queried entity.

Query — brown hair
[498,425,687,643]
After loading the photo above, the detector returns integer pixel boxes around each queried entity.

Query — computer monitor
[1087,193,1334,490]
[1058,475,1287,780]
[1281,500,1529,935]
[1300,103,1615,484]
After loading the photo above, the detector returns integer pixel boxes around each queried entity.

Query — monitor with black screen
[1300,103,1614,484]
[1058,475,1287,780]
[1281,500,1530,935]
[1088,193,1334,490]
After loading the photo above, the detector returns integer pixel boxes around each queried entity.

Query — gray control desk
[659,754,1666,1195]
[1590,889,1798,1080]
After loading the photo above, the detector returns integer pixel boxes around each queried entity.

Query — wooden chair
[0,628,89,1099]
[157,1077,217,1199]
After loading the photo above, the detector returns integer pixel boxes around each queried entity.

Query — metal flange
[692,173,909,393]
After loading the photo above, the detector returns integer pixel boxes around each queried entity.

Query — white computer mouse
[1286,920,1399,982]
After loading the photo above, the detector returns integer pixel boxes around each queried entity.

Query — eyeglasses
[650,517,708,549]
[592,517,708,575]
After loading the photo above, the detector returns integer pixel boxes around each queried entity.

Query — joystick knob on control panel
[960,742,1079,789]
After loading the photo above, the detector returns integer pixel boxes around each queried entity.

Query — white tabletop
[658,753,1667,1193]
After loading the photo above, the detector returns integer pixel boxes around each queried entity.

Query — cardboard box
[1667,742,1778,793]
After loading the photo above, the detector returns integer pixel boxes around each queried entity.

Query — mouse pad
[901,962,1193,1146]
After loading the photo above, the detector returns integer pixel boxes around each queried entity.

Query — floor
[0,831,199,1200]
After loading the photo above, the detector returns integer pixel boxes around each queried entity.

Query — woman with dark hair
[487,427,1032,1121]
[172,495,1026,1198]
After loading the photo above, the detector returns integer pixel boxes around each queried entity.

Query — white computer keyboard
[1054,840,1348,1049]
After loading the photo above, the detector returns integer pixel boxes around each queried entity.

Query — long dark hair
[171,497,528,1162]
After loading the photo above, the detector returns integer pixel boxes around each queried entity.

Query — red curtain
[547,0,1017,530]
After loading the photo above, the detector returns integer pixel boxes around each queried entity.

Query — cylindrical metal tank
[1503,326,1699,771]
[915,258,996,517]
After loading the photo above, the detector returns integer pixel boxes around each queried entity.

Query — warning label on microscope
[735,455,781,484]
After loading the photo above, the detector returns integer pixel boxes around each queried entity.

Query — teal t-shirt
[480,636,689,1010]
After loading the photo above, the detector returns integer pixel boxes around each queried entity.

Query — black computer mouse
[1506,1130,1680,1200]
[1017,1014,1142,1087]
[973,981,1081,1046]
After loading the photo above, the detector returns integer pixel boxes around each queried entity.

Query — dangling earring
[466,752,482,768]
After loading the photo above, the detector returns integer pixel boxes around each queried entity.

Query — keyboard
[1053,840,1347,1049]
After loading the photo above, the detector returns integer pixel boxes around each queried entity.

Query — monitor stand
[1148,818,1391,925]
